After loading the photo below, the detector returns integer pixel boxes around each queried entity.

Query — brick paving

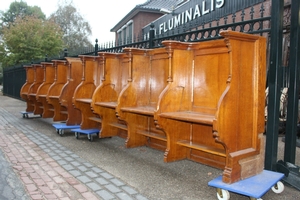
[0,148,30,200]
[0,107,148,200]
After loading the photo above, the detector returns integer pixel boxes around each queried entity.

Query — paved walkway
[0,107,147,200]
[0,91,299,200]
[0,148,30,200]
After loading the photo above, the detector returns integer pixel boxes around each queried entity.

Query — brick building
[110,0,187,45]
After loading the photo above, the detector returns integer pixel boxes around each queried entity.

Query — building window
[123,26,127,44]
[117,31,122,45]
[127,20,133,43]
[117,20,133,45]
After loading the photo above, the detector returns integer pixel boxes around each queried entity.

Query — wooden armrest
[121,106,155,116]
[76,98,92,104]
[49,96,59,99]
[95,102,117,109]
[159,111,215,125]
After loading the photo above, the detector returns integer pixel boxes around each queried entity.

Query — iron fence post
[64,49,68,57]
[94,39,99,56]
[149,23,155,49]
[265,0,284,171]
[284,0,300,163]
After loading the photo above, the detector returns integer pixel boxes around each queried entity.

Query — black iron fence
[2,65,26,98]
[3,2,274,99]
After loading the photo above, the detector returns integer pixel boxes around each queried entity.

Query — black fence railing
[2,65,26,99]
[2,2,275,100]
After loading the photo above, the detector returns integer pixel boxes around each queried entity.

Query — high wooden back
[28,64,44,96]
[47,60,68,99]
[20,65,34,98]
[58,57,83,125]
[147,48,169,107]
[92,52,129,104]
[20,65,35,112]
[60,57,83,107]
[72,55,105,129]
[73,55,103,100]
[193,40,230,114]
[34,62,55,118]
[36,62,55,100]
[117,47,169,110]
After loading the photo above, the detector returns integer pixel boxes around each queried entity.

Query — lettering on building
[159,0,225,34]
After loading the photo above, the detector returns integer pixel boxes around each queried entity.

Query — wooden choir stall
[90,52,129,139]
[19,30,267,184]
[116,47,169,150]
[154,31,266,183]
[20,65,35,113]
[72,55,104,130]
[27,64,44,115]
[59,57,83,125]
[36,62,55,118]
[47,60,68,122]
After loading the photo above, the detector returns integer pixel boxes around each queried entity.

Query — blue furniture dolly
[70,128,100,142]
[208,170,285,200]
[52,123,80,136]
[20,111,33,118]
[20,111,41,119]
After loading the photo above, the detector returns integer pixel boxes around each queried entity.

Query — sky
[0,0,146,44]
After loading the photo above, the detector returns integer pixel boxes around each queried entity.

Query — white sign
[159,0,225,34]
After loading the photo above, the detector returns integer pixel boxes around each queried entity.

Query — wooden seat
[59,57,83,125]
[47,60,68,121]
[27,64,44,115]
[36,62,55,118]
[90,52,129,138]
[73,55,104,129]
[116,47,169,150]
[20,65,35,112]
[154,31,267,184]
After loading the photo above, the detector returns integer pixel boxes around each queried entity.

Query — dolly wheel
[217,188,230,200]
[88,134,93,142]
[59,129,64,136]
[271,181,284,194]
[75,132,79,139]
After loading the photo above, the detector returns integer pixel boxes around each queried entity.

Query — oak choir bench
[20,65,35,112]
[72,55,104,130]
[155,31,266,183]
[116,47,169,150]
[27,64,44,115]
[59,57,83,125]
[47,60,68,122]
[19,30,266,184]
[36,62,55,118]
[90,52,129,139]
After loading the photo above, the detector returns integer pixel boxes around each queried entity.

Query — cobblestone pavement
[0,107,147,200]
[0,148,30,200]
[0,92,300,200]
